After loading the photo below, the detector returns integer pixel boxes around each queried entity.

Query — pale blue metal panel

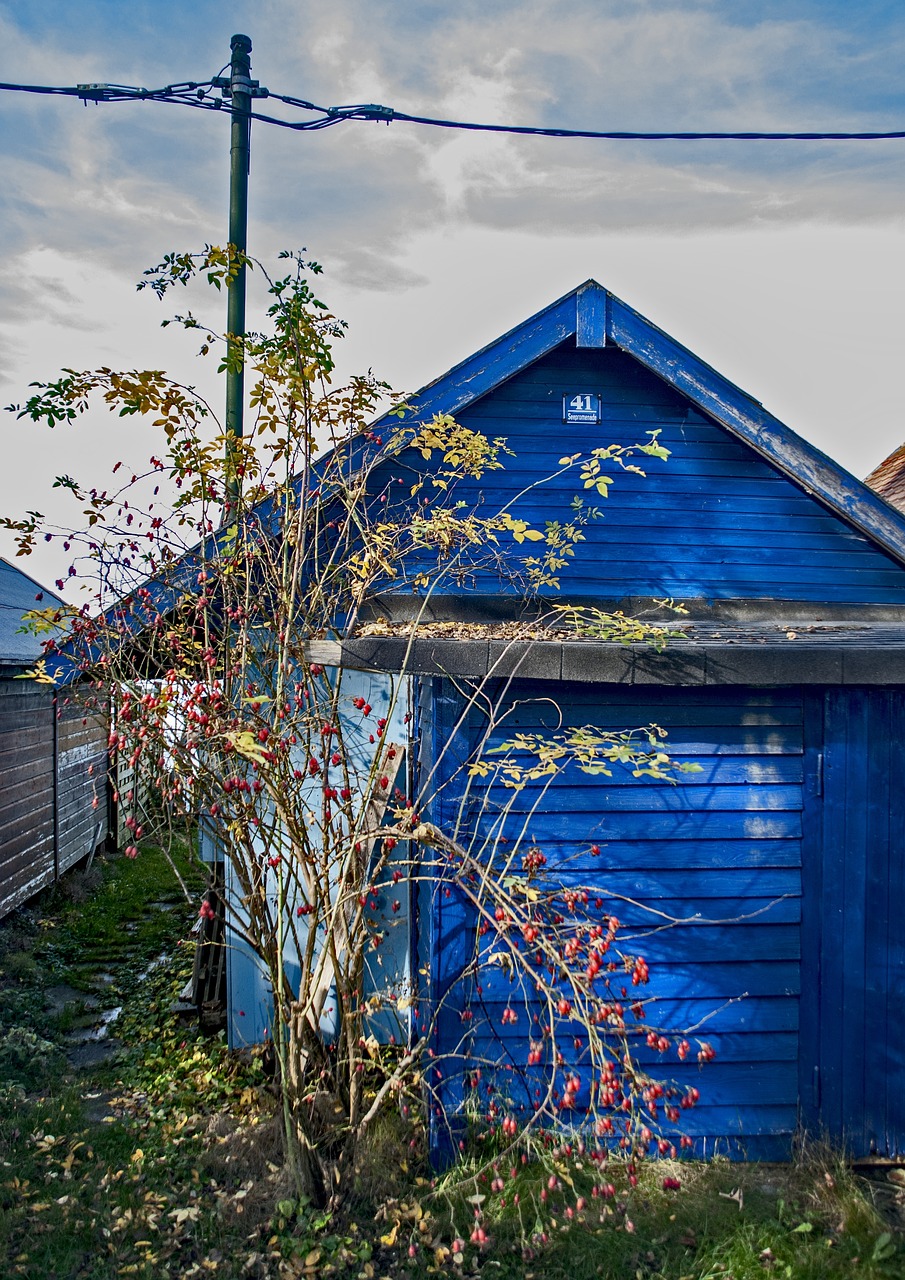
[223,667,412,1050]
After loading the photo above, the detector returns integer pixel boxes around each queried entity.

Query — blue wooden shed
[297,280,905,1162]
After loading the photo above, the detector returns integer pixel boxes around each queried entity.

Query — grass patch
[0,844,903,1278]
[378,1143,902,1279]
[30,842,198,991]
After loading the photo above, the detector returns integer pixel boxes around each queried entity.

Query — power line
[1,77,904,141]
[378,110,905,142]
[0,79,219,102]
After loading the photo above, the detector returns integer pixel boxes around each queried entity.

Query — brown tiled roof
[865,444,905,514]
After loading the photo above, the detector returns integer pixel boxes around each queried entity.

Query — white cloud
[2,0,905,586]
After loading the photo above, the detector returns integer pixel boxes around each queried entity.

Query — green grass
[359,1140,899,1280]
[32,842,197,990]
[458,1153,900,1278]
[0,844,903,1278]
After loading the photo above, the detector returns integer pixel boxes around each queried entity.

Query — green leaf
[872,1231,895,1262]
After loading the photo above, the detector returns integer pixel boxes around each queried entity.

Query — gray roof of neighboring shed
[0,558,64,667]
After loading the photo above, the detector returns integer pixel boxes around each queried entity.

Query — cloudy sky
[2,0,905,586]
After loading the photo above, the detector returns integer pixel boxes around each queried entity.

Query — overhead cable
[1,78,904,141]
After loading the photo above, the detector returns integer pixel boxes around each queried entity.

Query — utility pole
[225,33,253,507]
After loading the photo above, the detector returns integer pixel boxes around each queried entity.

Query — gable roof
[45,278,905,685]
[371,280,905,571]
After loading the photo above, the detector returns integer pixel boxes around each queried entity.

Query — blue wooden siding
[377,345,905,605]
[422,680,805,1160]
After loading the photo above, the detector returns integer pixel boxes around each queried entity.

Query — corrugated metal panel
[56,703,107,875]
[0,683,55,916]
[427,681,804,1160]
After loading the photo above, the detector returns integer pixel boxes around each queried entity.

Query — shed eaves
[311,621,905,687]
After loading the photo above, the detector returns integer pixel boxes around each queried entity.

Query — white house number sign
[562,393,602,424]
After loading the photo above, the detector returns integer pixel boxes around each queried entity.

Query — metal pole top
[231,34,252,53]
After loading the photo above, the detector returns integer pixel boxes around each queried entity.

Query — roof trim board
[606,293,905,567]
[310,632,905,687]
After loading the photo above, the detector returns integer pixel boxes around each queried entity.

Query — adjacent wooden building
[866,443,905,515]
[0,559,107,918]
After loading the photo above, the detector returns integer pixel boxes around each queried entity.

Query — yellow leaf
[380,1223,399,1247]
[226,731,268,765]
[304,1249,322,1266]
